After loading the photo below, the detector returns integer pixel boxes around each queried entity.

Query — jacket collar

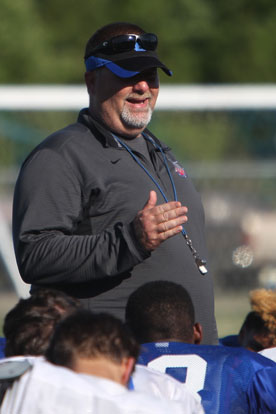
[78,108,169,151]
[78,108,118,148]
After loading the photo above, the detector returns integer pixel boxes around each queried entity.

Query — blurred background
[1,0,276,337]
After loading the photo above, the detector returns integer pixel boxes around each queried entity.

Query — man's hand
[133,191,188,251]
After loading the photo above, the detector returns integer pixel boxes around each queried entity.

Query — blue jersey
[247,365,276,414]
[138,342,276,414]
[0,337,5,359]
[219,334,240,347]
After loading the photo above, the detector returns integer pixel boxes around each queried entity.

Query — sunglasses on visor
[90,33,158,55]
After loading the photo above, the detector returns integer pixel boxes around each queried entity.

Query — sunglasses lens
[139,33,158,51]
[92,33,158,54]
[111,35,136,52]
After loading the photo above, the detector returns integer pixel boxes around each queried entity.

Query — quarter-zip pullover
[12,108,218,344]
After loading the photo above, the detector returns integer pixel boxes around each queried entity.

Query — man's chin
[121,112,152,130]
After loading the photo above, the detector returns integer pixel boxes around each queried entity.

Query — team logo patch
[173,161,187,177]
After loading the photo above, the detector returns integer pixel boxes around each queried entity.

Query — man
[237,288,276,362]
[125,280,276,414]
[12,22,217,344]
[0,289,81,406]
[220,288,276,352]
[46,310,140,386]
[239,288,276,353]
[0,288,203,406]
[0,356,201,414]
[45,309,203,413]
[0,311,204,413]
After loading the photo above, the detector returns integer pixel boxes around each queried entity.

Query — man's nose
[132,80,150,93]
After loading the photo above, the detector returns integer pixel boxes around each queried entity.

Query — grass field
[0,288,250,338]
[214,288,250,338]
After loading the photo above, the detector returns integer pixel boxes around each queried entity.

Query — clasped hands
[133,190,188,251]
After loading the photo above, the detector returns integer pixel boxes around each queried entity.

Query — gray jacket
[13,108,218,344]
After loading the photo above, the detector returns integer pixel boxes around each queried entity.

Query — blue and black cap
[85,32,172,78]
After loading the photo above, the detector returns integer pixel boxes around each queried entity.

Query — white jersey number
[148,355,207,395]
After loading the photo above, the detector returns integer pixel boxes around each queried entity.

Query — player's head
[125,280,202,344]
[3,288,81,357]
[46,309,140,386]
[238,311,268,351]
[239,288,276,351]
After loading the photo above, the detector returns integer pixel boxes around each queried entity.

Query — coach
[12,22,217,344]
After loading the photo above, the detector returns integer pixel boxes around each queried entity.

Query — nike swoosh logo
[111,159,120,164]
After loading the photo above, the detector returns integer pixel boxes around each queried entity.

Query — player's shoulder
[225,345,276,364]
[204,343,276,376]
[141,340,231,357]
[199,342,276,368]
[131,365,203,413]
[133,363,184,391]
[140,341,198,354]
[133,364,200,401]
[140,341,275,367]
[134,363,196,390]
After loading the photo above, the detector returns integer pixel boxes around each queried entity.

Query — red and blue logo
[173,161,187,177]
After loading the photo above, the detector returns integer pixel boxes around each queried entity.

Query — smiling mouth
[126,97,150,107]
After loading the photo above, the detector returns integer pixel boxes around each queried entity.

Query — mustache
[126,93,152,100]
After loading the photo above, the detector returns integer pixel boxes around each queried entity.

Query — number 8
[148,355,207,395]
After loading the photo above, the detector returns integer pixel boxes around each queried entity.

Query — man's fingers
[134,195,189,251]
[158,206,188,223]
[143,191,158,211]
[159,225,184,240]
[142,192,184,214]
[157,214,187,233]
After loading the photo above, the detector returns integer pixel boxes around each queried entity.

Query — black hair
[238,311,269,351]
[125,280,195,343]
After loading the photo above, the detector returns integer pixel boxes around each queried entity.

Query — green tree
[2,0,276,83]
[0,0,50,82]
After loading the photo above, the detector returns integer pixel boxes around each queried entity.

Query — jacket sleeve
[12,148,150,285]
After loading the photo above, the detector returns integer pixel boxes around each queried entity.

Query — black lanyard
[113,133,208,275]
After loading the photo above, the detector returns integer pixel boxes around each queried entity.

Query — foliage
[1,0,276,164]
[1,109,275,167]
[150,109,276,161]
[1,0,276,83]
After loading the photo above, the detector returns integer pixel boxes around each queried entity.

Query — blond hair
[250,288,276,346]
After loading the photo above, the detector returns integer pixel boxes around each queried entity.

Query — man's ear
[84,71,96,94]
[121,357,136,387]
[193,322,203,345]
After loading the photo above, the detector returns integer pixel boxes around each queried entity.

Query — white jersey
[132,364,203,411]
[258,346,276,362]
[0,357,204,414]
